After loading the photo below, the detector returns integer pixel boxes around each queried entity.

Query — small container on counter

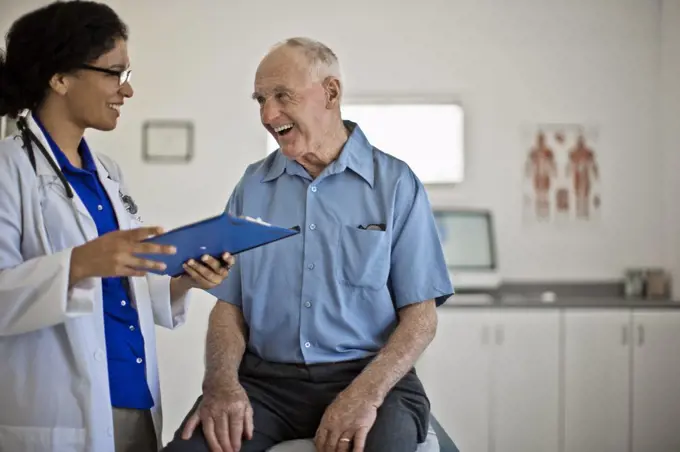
[624,268,672,300]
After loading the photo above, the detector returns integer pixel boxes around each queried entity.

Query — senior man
[164,37,454,452]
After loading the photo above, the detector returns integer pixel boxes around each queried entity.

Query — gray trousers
[113,407,158,452]
[163,352,430,452]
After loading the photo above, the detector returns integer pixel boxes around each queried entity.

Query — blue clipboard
[136,213,300,277]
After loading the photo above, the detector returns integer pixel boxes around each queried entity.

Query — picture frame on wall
[141,119,194,163]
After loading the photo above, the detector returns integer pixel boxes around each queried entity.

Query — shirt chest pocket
[336,225,391,290]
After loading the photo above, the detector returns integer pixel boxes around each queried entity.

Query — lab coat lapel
[24,113,98,241]
[94,158,131,231]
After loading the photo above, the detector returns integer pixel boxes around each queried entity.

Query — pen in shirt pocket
[358,223,386,231]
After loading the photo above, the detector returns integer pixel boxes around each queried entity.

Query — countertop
[441,293,680,309]
[440,282,679,309]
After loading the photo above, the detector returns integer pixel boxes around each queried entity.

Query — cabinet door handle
[638,324,645,346]
[622,325,628,345]
[495,325,504,345]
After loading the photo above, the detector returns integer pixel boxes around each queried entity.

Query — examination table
[267,414,459,452]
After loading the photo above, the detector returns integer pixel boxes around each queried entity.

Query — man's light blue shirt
[210,121,454,364]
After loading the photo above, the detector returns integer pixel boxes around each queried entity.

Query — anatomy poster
[522,124,601,224]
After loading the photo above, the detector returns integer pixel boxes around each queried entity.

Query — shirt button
[309,224,316,230]
[94,349,104,361]
[97,205,103,211]
[129,325,135,331]
[107,427,113,437]
[136,357,143,364]
[307,263,315,270]
[120,300,126,307]
[304,301,312,308]
[304,342,311,348]
[310,186,317,193]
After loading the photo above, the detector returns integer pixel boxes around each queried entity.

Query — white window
[265,101,465,184]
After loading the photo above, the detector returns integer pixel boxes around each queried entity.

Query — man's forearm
[202,301,248,391]
[347,300,437,405]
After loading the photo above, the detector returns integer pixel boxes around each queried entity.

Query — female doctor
[0,2,234,452]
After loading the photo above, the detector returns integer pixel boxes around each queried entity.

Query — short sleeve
[207,180,244,306]
[389,169,454,308]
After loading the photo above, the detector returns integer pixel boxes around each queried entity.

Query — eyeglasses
[79,64,132,86]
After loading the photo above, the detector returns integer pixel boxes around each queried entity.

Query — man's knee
[163,433,275,452]
[161,396,210,452]
[363,403,421,452]
[162,422,211,452]
[162,435,209,452]
[161,392,283,452]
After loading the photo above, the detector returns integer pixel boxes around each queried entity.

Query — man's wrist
[203,374,240,393]
[344,375,388,406]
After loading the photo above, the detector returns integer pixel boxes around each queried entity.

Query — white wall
[0,0,667,282]
[103,0,665,283]
[0,0,674,444]
[661,0,680,298]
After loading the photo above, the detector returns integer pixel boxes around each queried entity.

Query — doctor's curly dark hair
[0,0,128,118]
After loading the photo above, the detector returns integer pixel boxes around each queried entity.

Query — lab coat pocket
[0,424,86,452]
[336,225,390,290]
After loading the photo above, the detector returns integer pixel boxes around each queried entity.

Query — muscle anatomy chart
[523,124,601,224]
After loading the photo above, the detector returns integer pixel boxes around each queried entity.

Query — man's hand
[176,253,236,290]
[313,301,437,452]
[182,384,254,452]
[314,388,379,452]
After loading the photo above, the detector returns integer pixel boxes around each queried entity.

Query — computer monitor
[433,208,501,291]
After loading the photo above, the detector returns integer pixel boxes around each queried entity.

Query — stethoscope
[15,115,139,216]
[16,115,74,199]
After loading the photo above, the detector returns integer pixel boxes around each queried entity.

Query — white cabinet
[491,311,560,452]
[563,310,631,452]
[419,307,680,452]
[418,309,492,452]
[631,311,680,452]
[417,309,560,452]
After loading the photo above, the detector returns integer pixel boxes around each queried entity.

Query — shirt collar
[262,120,374,187]
[334,120,374,186]
[33,114,97,174]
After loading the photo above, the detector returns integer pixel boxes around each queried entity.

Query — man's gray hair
[272,37,342,83]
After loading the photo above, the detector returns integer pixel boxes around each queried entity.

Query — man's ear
[323,77,341,108]
[48,73,70,96]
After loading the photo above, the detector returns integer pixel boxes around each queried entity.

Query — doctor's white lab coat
[0,113,190,452]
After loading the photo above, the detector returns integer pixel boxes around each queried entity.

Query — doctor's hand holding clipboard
[68,225,235,291]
